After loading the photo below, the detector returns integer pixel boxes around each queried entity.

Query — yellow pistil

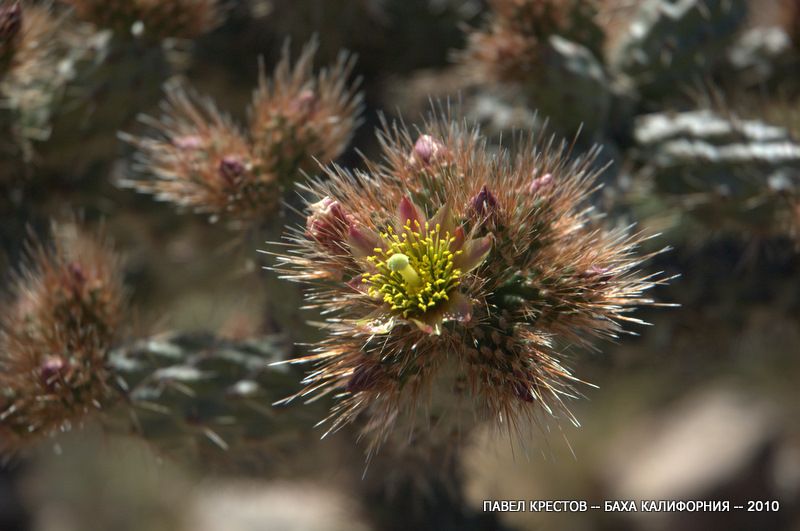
[387,253,420,287]
[362,220,463,318]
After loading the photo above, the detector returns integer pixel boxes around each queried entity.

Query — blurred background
[1,0,799,530]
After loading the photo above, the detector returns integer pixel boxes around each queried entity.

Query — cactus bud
[306,197,353,252]
[218,155,246,185]
[40,356,67,392]
[470,185,498,218]
[408,134,445,167]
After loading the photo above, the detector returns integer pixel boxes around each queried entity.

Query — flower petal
[450,225,465,252]
[397,196,426,233]
[347,225,380,258]
[430,203,456,236]
[454,234,493,272]
[409,318,440,336]
[346,274,370,294]
[444,292,472,323]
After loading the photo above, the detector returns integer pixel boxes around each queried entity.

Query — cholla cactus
[459,0,604,82]
[63,0,222,40]
[121,40,362,223]
[631,109,800,244]
[274,111,667,451]
[0,223,126,455]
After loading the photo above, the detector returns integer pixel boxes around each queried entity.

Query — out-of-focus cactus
[727,26,794,88]
[273,108,669,453]
[457,0,610,135]
[631,109,800,240]
[121,40,362,225]
[0,222,126,455]
[254,0,387,65]
[63,0,223,41]
[0,0,228,175]
[609,0,748,101]
[37,0,227,175]
[107,332,315,462]
[0,220,316,462]
[459,0,604,79]
[0,2,95,163]
[255,0,478,76]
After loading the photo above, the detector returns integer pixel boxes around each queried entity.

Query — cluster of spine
[0,223,126,455]
[275,112,666,451]
[458,0,604,83]
[63,0,222,40]
[121,40,362,223]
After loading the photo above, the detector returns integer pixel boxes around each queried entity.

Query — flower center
[363,220,462,318]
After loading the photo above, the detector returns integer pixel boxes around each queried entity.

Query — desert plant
[273,109,669,453]
[0,222,126,455]
[121,40,362,224]
[62,0,223,41]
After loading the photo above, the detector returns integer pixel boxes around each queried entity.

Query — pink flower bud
[528,173,553,194]
[218,155,246,184]
[306,197,352,252]
[40,356,67,392]
[408,135,445,167]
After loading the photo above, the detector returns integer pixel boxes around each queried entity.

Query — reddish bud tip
[218,155,246,184]
[40,356,67,392]
[471,185,498,217]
